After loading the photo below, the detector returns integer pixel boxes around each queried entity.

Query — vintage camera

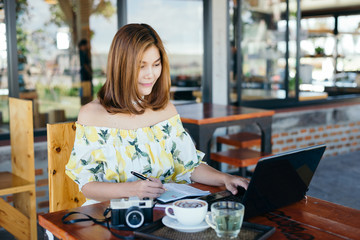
[110,197,154,229]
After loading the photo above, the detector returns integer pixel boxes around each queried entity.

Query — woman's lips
[139,82,153,87]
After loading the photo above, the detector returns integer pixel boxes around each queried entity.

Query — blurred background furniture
[47,122,85,212]
[176,103,274,170]
[212,132,265,176]
[0,97,37,240]
[216,132,261,150]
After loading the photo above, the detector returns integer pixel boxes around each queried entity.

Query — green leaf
[163,169,172,177]
[170,142,176,155]
[177,159,184,166]
[131,152,139,161]
[135,145,141,153]
[173,150,181,160]
[162,124,172,136]
[129,138,138,146]
[99,129,109,143]
[89,162,104,174]
[185,161,194,168]
[140,151,149,158]
[143,165,152,174]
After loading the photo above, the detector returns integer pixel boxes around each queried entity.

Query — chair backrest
[47,122,86,212]
[5,97,37,239]
[9,97,35,183]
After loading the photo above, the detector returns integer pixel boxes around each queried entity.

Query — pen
[131,171,151,181]
[130,171,167,191]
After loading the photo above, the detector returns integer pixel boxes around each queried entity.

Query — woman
[66,23,249,205]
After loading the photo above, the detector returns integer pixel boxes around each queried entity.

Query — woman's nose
[144,66,153,77]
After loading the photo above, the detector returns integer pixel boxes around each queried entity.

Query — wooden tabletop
[176,103,275,125]
[248,196,360,239]
[39,183,360,240]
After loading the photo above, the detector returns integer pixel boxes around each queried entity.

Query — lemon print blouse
[65,114,205,192]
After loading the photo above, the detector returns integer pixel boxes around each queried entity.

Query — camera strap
[61,208,135,240]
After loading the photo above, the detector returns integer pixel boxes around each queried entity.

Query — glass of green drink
[205,201,244,238]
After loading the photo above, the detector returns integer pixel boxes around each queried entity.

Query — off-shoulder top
[65,114,205,193]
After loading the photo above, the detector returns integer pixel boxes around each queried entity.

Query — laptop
[199,144,326,220]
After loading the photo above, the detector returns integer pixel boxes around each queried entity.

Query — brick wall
[219,102,360,172]
[271,103,360,157]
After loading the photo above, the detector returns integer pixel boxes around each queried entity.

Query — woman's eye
[154,63,161,67]
[140,65,145,68]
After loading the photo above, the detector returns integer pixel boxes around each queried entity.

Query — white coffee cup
[165,199,208,226]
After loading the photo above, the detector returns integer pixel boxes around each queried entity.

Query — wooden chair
[47,122,86,212]
[216,132,261,151]
[212,132,267,177]
[0,97,37,240]
[211,148,270,176]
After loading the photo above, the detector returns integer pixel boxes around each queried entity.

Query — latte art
[175,201,205,208]
[165,199,208,226]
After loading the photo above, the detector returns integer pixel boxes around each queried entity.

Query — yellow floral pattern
[65,114,205,191]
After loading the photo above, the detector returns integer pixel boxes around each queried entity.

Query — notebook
[156,183,210,204]
[199,144,326,220]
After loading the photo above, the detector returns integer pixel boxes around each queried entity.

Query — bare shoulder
[76,100,179,129]
[77,99,109,126]
[138,102,178,127]
[154,101,178,121]
[163,101,178,116]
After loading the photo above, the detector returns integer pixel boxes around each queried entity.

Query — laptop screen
[243,145,326,219]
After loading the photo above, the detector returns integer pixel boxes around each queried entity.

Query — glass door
[230,0,300,106]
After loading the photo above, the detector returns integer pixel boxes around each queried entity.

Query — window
[230,0,299,102]
[5,0,118,130]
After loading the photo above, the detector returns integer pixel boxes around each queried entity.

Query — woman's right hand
[132,177,166,199]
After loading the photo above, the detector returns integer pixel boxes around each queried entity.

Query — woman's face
[137,45,162,96]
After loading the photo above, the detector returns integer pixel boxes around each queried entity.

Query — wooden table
[39,183,360,240]
[175,103,275,164]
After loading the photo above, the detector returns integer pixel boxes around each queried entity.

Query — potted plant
[315,46,325,56]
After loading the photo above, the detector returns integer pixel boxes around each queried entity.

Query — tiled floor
[307,150,360,210]
[1,150,359,239]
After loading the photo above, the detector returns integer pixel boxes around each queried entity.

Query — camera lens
[125,207,144,229]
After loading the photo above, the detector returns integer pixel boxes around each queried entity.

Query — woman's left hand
[223,174,249,195]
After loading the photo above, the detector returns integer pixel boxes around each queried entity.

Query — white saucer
[162,216,210,233]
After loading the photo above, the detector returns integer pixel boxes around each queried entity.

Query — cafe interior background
[0,0,360,216]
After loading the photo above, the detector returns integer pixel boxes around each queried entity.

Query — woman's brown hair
[98,23,171,114]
